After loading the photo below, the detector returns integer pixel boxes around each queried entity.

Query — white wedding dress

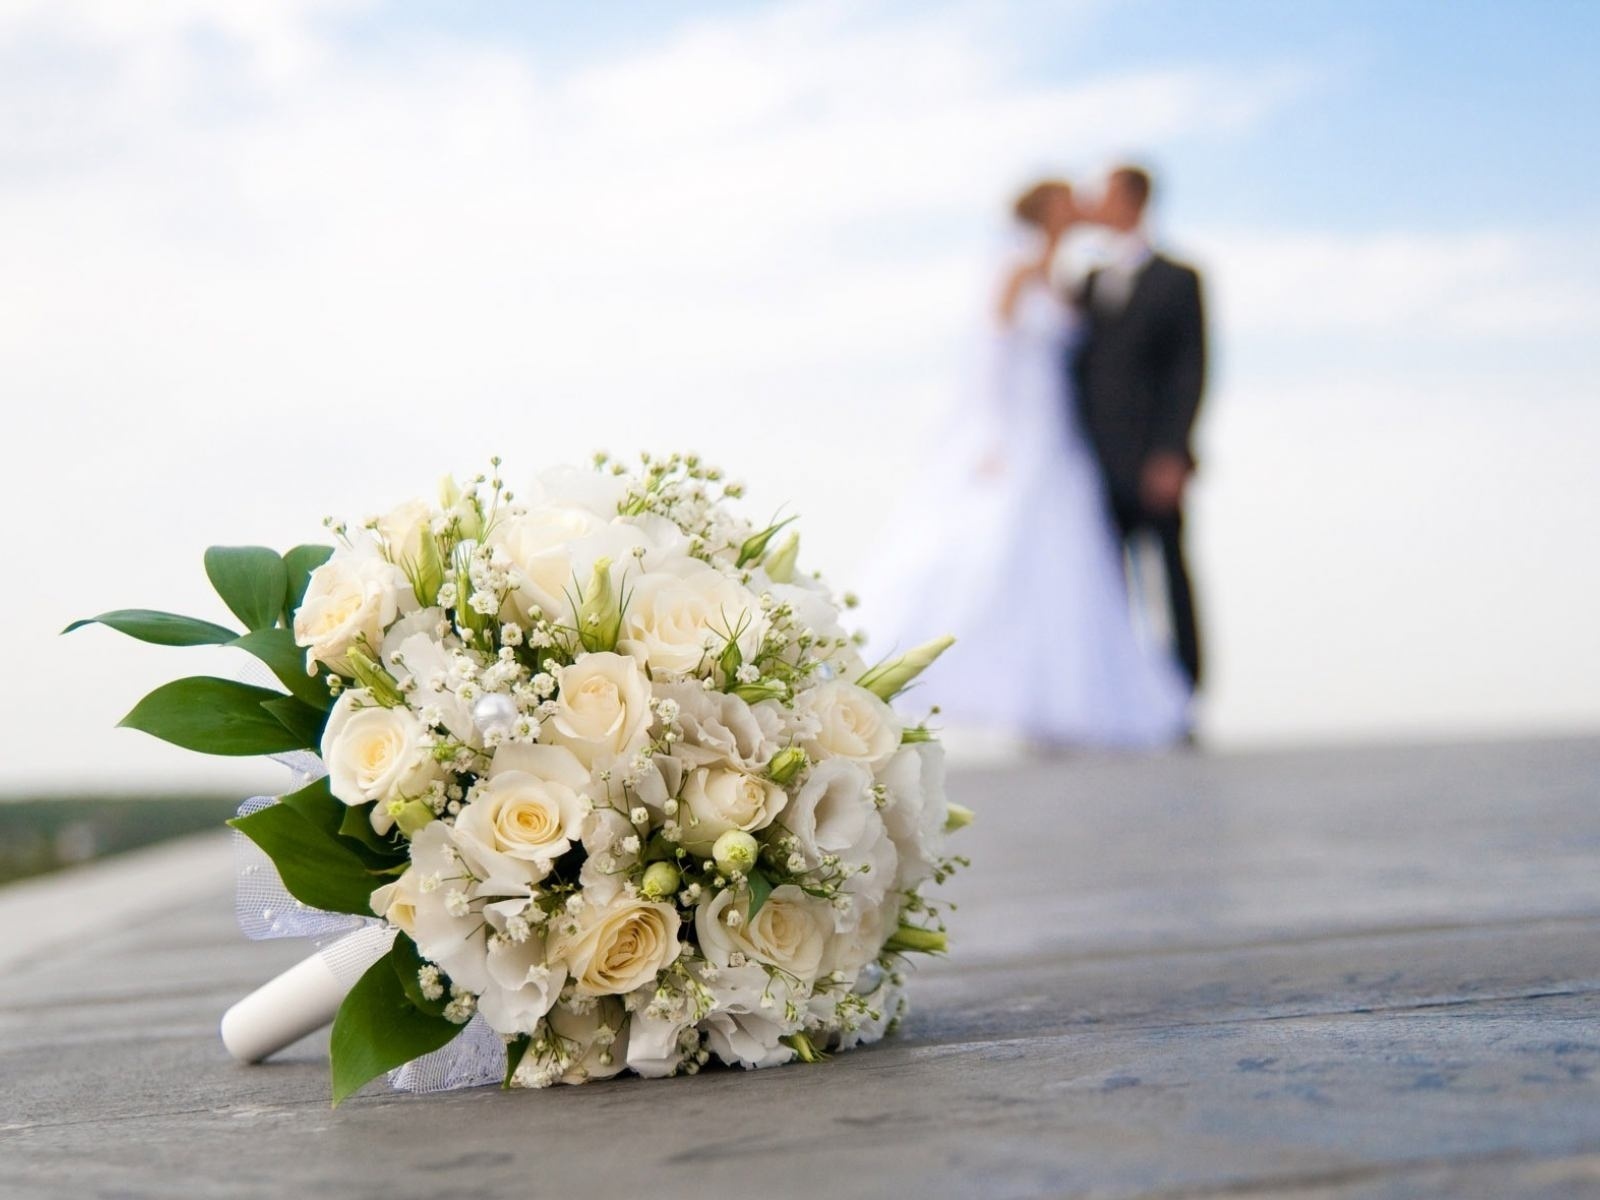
[858,256,1191,748]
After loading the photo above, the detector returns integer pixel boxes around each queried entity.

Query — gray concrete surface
[2,737,1599,1199]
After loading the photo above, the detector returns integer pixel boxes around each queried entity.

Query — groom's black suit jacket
[1071,255,1207,505]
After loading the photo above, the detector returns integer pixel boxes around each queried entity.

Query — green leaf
[228,801,382,916]
[390,933,448,1017]
[275,777,403,870]
[338,801,407,863]
[205,545,288,633]
[119,676,303,756]
[62,609,238,647]
[283,543,334,621]
[503,1035,531,1089]
[331,948,463,1106]
[261,694,327,750]
[746,869,773,920]
[228,627,331,710]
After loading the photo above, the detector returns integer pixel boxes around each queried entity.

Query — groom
[1072,165,1207,690]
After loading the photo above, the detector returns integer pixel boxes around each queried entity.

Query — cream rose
[293,549,408,675]
[453,744,591,883]
[543,652,653,769]
[800,680,900,765]
[678,766,787,855]
[321,689,444,832]
[552,896,682,996]
[489,506,604,624]
[696,884,832,982]
[618,565,765,676]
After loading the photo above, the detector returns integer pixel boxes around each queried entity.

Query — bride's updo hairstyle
[1013,179,1072,229]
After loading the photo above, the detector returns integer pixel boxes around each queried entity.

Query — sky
[2,0,1597,793]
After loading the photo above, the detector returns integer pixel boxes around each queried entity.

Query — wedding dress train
[859,262,1191,748]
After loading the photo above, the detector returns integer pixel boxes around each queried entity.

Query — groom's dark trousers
[1073,255,1207,689]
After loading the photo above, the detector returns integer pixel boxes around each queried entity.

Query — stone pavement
[2,738,1599,1199]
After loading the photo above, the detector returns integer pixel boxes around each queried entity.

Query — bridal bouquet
[70,453,966,1102]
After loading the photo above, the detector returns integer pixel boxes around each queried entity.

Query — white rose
[529,464,629,518]
[618,565,765,677]
[551,895,682,996]
[453,744,591,884]
[696,884,832,983]
[489,505,602,625]
[544,652,653,769]
[678,766,787,855]
[321,689,444,832]
[491,508,652,627]
[293,548,408,675]
[376,498,434,571]
[783,758,874,869]
[800,680,900,765]
[547,997,628,1084]
[878,742,950,891]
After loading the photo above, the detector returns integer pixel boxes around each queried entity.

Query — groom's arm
[1154,267,1206,463]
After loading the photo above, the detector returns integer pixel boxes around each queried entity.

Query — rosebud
[767,746,809,786]
[736,515,797,569]
[763,532,800,584]
[347,648,405,707]
[884,923,947,955]
[389,798,437,837]
[855,635,955,701]
[577,556,622,653]
[712,830,759,877]
[640,861,681,901]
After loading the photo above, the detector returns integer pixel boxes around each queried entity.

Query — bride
[859,179,1191,749]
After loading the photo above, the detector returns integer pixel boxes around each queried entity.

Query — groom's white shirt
[1094,229,1153,313]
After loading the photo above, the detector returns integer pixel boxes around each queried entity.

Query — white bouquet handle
[221,926,394,1063]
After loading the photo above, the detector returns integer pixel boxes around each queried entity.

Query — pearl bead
[473,692,518,737]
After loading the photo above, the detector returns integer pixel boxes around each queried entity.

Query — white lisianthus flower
[782,758,874,870]
[321,689,445,833]
[654,681,786,772]
[452,744,591,884]
[381,822,509,995]
[543,652,653,769]
[624,1004,698,1079]
[478,920,568,1035]
[548,997,629,1084]
[550,895,682,997]
[379,612,477,743]
[577,806,641,907]
[877,741,950,891]
[293,548,409,675]
[820,890,899,978]
[696,884,833,984]
[800,680,901,765]
[834,809,899,919]
[618,564,766,677]
[677,766,787,856]
[701,1006,796,1071]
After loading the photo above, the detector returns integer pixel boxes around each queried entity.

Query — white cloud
[1193,226,1600,338]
